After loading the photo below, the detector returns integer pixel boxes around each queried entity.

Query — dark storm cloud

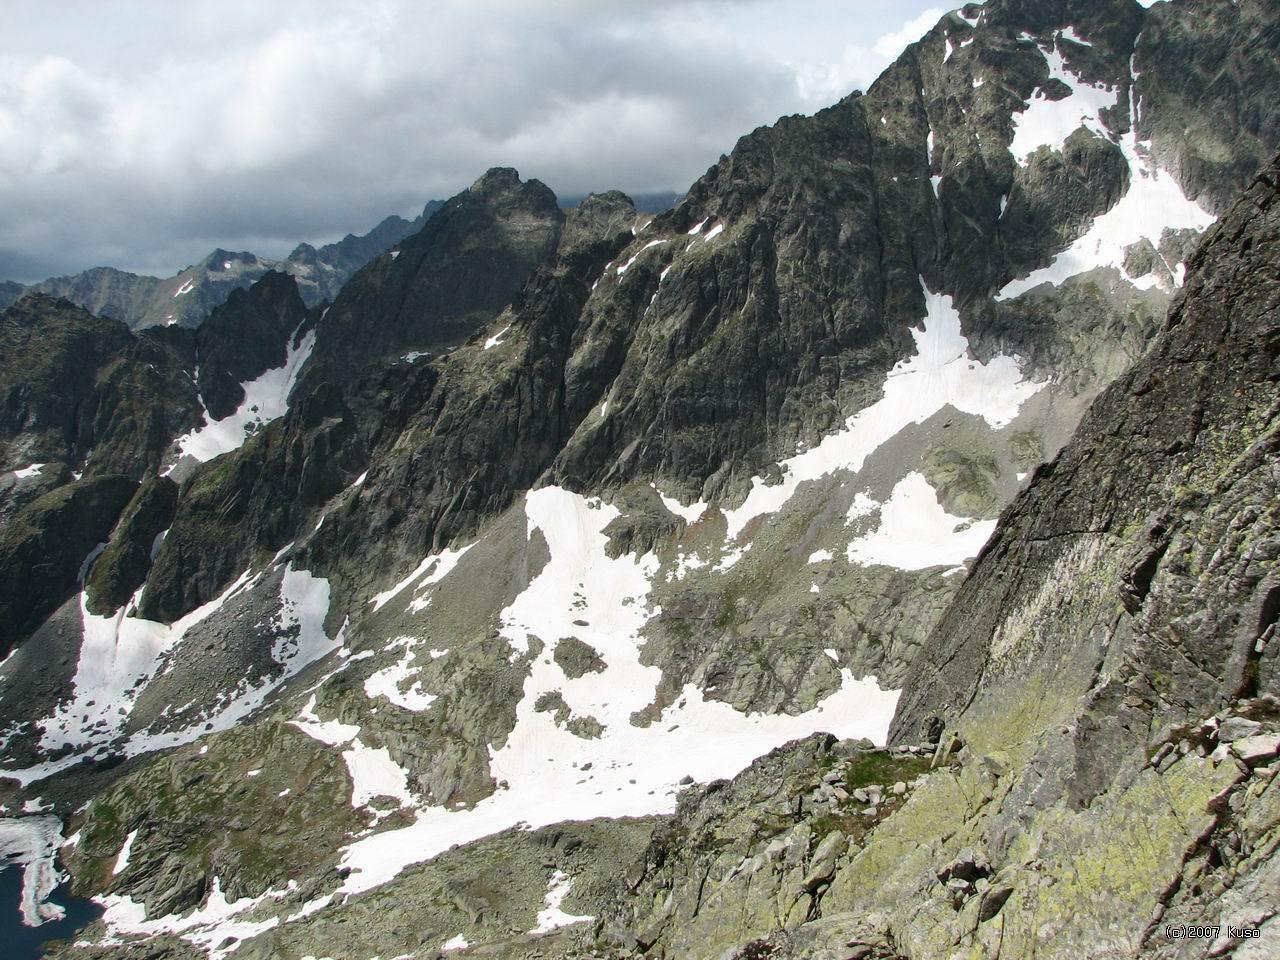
[0,0,942,281]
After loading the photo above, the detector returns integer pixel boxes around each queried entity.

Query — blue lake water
[0,866,103,959]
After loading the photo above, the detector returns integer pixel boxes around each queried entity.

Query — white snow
[687,217,708,235]
[291,695,360,746]
[655,486,707,525]
[2,565,343,787]
[368,542,474,613]
[442,934,471,951]
[847,492,878,521]
[13,462,44,479]
[958,9,980,28]
[845,472,996,570]
[363,637,438,712]
[808,549,833,564]
[703,223,725,242]
[721,281,1043,539]
[944,37,955,63]
[530,870,592,934]
[112,828,138,876]
[998,39,1214,299]
[390,250,400,260]
[342,740,415,813]
[330,485,898,899]
[1060,26,1092,46]
[36,569,256,757]
[972,75,985,89]
[616,239,667,275]
[173,278,195,298]
[222,261,233,270]
[483,324,512,350]
[97,876,289,960]
[823,648,840,662]
[291,700,415,814]
[168,324,315,468]
[0,815,66,925]
[1008,34,1115,166]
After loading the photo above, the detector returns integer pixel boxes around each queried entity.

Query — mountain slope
[0,1,1277,956]
[603,147,1280,960]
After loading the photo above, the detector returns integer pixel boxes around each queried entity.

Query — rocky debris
[1230,734,1280,768]
[554,637,607,679]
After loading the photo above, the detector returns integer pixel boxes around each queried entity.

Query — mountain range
[0,202,445,330]
[0,1,1278,958]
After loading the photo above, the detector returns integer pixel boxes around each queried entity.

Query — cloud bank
[0,0,943,281]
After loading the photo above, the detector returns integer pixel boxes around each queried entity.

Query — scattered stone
[978,885,1014,922]
[938,847,992,885]
[1218,716,1262,742]
[799,830,847,893]
[1230,734,1280,767]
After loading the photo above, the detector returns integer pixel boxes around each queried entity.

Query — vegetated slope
[0,1,1277,957]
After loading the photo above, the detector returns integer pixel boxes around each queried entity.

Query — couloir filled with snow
[167,324,316,469]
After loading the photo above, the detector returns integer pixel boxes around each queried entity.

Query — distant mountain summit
[4,201,444,330]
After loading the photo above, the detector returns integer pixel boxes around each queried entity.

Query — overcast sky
[1,0,945,282]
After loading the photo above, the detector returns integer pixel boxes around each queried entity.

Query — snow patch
[998,43,1213,299]
[369,542,474,614]
[97,876,288,960]
[530,870,592,934]
[483,324,512,350]
[13,462,44,479]
[808,549,833,564]
[1008,34,1114,166]
[112,828,138,876]
[332,486,897,899]
[168,324,315,469]
[845,472,995,570]
[617,239,667,275]
[721,282,1043,539]
[173,278,194,298]
[654,486,707,525]
[363,637,438,712]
